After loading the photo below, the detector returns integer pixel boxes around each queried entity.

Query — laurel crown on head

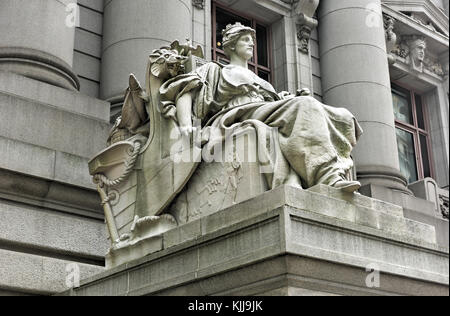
[221,22,256,49]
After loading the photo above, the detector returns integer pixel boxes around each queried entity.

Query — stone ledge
[0,248,105,295]
[62,186,449,296]
[0,93,110,159]
[0,70,109,122]
[0,168,103,219]
[0,201,108,261]
[0,136,95,189]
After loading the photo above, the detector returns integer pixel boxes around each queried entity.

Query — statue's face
[234,33,254,61]
[412,43,426,62]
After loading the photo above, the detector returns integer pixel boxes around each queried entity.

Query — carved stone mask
[412,42,426,62]
[149,49,187,79]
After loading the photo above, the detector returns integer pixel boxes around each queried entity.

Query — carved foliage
[440,195,449,220]
[192,0,204,9]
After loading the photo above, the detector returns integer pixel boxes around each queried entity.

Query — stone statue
[406,35,427,72]
[161,23,362,192]
[89,23,362,264]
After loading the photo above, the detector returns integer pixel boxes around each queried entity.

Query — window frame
[212,1,273,83]
[392,81,435,182]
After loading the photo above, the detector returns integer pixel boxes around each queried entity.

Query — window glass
[217,56,230,66]
[420,134,431,178]
[392,86,413,125]
[415,94,425,130]
[256,24,268,67]
[213,4,272,83]
[215,8,251,50]
[396,128,418,183]
[258,69,270,82]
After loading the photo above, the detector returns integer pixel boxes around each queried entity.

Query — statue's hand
[278,91,295,100]
[179,125,198,137]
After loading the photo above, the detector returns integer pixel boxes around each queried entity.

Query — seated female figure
[160,23,363,193]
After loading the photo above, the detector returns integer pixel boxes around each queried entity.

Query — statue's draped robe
[160,62,362,189]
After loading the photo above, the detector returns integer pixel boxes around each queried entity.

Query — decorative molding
[440,194,449,220]
[384,14,398,64]
[382,0,449,36]
[192,0,204,10]
[382,10,447,79]
[390,34,446,77]
[294,0,320,54]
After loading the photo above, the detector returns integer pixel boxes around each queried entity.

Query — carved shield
[133,58,200,218]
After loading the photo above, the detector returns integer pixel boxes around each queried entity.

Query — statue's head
[407,36,427,63]
[222,22,256,61]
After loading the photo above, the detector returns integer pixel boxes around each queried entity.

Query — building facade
[0,0,448,295]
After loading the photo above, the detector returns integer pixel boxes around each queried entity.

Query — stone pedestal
[0,0,79,90]
[60,186,449,296]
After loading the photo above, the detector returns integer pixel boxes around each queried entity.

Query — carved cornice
[382,10,448,79]
[382,0,449,35]
[294,0,320,54]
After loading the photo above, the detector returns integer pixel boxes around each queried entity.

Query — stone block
[62,186,448,296]
[163,219,202,249]
[0,201,108,260]
[0,248,104,295]
[0,93,110,159]
[0,71,109,122]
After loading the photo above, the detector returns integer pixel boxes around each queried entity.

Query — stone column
[0,0,79,90]
[100,0,192,119]
[318,0,408,192]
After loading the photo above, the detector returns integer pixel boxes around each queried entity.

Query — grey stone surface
[101,0,192,103]
[319,0,408,193]
[61,186,449,296]
[0,71,109,123]
[0,93,110,159]
[360,183,449,250]
[0,137,95,190]
[0,248,104,295]
[0,0,78,90]
[0,201,108,260]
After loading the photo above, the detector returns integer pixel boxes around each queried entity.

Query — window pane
[415,94,426,130]
[396,128,418,183]
[215,8,251,50]
[217,55,230,66]
[258,69,269,82]
[392,85,413,125]
[420,134,431,178]
[256,24,268,67]
[248,64,255,73]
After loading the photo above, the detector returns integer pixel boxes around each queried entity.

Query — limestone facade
[0,0,448,295]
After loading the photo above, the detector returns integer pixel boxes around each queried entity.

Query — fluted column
[100,0,192,119]
[0,0,79,90]
[319,0,408,192]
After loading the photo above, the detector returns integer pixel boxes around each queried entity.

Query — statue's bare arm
[176,91,194,136]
